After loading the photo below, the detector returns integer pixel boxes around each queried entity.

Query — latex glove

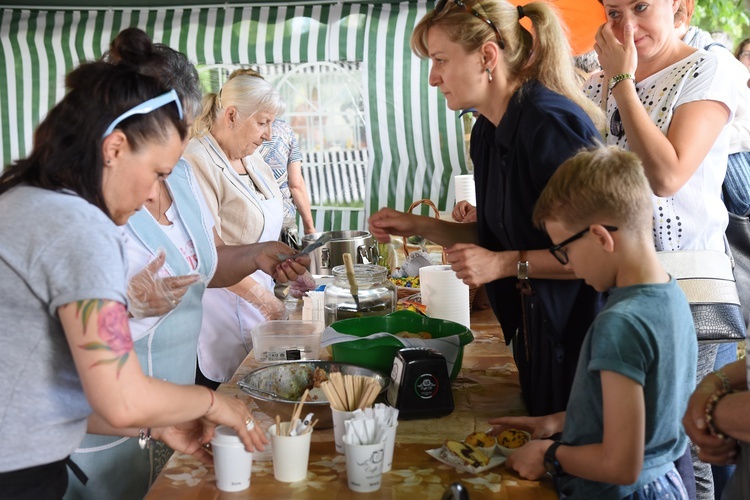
[127,250,202,319]
[240,280,287,320]
[288,272,317,299]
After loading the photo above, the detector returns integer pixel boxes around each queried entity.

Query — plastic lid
[211,425,244,446]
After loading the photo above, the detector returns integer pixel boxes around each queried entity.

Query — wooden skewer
[290,389,309,434]
[345,375,355,412]
[358,382,378,410]
[309,418,319,430]
[331,373,348,411]
[366,380,380,407]
[354,376,365,408]
[321,381,345,411]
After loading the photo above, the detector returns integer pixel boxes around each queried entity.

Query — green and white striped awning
[0,1,470,230]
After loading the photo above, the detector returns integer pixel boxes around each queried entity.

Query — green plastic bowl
[329,310,474,380]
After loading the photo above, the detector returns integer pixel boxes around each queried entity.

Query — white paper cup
[268,423,312,483]
[382,423,399,473]
[210,425,253,492]
[343,436,386,493]
[454,174,476,205]
[331,408,355,454]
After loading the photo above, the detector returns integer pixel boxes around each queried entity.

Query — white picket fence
[301,148,368,206]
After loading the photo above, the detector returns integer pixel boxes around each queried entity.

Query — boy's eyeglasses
[434,0,505,50]
[549,225,618,265]
[103,89,184,138]
[610,108,624,139]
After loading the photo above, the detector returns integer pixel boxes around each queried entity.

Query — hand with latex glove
[288,272,317,299]
[231,278,287,320]
[127,250,202,319]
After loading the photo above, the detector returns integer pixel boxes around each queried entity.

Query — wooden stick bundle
[320,374,381,411]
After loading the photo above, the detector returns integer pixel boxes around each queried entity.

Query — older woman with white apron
[186,74,288,387]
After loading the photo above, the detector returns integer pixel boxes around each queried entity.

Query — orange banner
[509,0,606,56]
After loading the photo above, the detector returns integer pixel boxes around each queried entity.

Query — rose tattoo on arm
[76,300,133,377]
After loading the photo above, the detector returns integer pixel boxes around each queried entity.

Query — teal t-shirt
[558,278,697,499]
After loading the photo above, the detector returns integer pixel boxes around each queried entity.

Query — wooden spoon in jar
[342,252,361,311]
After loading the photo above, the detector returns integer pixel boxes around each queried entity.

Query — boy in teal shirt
[492,146,697,499]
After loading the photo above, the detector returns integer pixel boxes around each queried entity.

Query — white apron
[198,160,284,383]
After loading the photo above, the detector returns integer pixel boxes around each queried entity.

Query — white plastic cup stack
[454,174,476,206]
[419,265,470,328]
[210,425,253,492]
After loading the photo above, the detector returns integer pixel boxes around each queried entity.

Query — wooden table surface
[146,307,557,499]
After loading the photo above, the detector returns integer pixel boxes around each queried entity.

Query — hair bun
[108,27,157,67]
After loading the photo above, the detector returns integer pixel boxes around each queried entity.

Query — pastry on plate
[439,439,490,468]
[496,429,531,457]
[465,431,496,457]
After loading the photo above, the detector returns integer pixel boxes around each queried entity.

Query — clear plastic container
[251,320,324,363]
[324,264,397,326]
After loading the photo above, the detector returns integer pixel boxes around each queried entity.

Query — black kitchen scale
[386,347,454,420]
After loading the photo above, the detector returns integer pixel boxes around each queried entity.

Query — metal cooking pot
[301,230,379,275]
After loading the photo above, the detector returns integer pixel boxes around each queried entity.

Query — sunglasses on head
[434,0,505,50]
[103,89,184,139]
[610,108,624,139]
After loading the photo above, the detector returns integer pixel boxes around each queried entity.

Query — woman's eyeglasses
[549,225,618,265]
[103,89,184,138]
[434,0,505,50]
[610,108,624,139]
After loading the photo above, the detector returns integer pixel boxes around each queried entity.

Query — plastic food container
[329,310,474,380]
[251,320,324,363]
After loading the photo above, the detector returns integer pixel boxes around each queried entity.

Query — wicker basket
[392,199,479,308]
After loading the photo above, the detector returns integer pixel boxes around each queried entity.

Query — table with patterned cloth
[145,307,557,499]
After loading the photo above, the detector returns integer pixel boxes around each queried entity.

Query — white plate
[425,447,506,474]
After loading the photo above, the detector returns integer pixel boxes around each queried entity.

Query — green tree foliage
[693,0,750,44]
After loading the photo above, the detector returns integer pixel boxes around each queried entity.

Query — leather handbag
[726,212,750,330]
[657,250,746,343]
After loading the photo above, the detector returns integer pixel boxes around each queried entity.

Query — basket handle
[402,199,447,264]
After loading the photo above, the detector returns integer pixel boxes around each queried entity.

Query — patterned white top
[259,119,303,220]
[584,50,737,252]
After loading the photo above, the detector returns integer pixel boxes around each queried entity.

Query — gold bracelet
[608,73,635,91]
[204,386,215,416]
[711,370,732,392]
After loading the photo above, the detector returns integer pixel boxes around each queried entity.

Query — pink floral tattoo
[76,300,133,377]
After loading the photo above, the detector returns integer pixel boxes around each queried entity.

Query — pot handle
[357,245,371,264]
[370,244,380,265]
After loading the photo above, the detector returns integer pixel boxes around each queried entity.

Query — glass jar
[324,264,397,325]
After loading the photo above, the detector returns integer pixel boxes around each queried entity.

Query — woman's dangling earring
[486,68,493,82]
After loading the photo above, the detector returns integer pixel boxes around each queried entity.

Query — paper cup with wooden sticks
[320,373,381,453]
[268,422,312,482]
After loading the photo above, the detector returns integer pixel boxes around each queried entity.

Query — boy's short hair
[533,145,652,232]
